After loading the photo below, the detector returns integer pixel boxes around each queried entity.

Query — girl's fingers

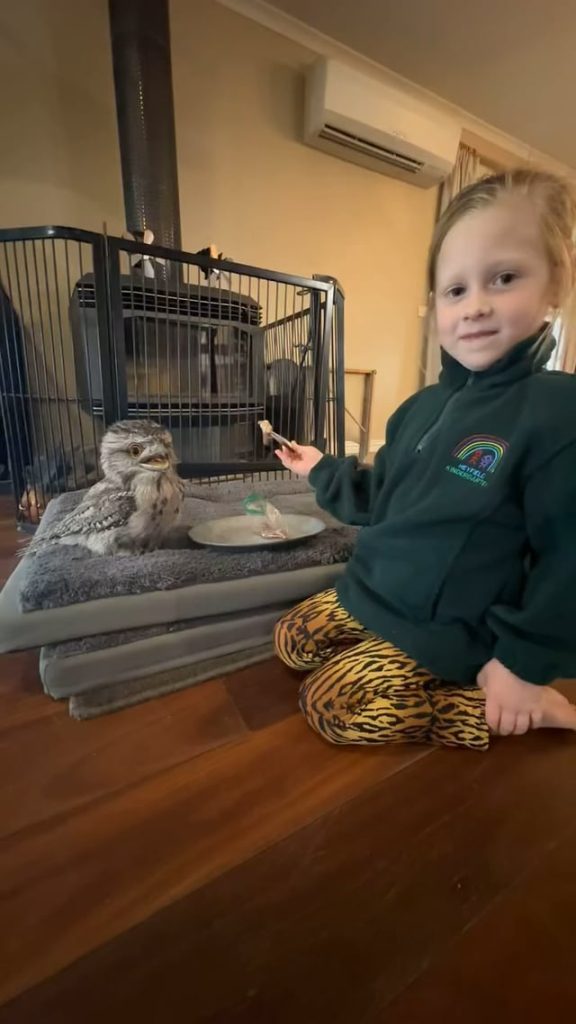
[513,710,531,735]
[497,710,517,736]
[484,699,501,733]
[275,447,299,469]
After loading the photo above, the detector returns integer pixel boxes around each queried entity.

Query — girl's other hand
[478,657,576,734]
[274,443,324,478]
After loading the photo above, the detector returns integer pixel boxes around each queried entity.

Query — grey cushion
[18,480,355,611]
[0,561,344,653]
[0,478,353,653]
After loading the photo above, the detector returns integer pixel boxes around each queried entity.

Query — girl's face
[434,196,556,371]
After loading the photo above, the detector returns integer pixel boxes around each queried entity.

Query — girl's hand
[478,658,576,735]
[478,659,544,735]
[274,443,324,477]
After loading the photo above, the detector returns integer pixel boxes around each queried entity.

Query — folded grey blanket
[40,601,292,659]
[18,478,357,612]
[67,644,276,720]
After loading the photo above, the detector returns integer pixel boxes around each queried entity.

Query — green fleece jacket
[309,331,576,685]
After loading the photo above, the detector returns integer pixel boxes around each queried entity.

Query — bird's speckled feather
[28,420,184,556]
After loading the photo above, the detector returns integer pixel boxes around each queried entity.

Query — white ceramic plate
[189,513,326,550]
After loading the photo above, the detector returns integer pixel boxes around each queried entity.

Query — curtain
[558,298,576,372]
[438,143,481,216]
[422,143,482,386]
[561,334,576,373]
[546,304,576,373]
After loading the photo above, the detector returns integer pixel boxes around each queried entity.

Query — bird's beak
[140,449,171,471]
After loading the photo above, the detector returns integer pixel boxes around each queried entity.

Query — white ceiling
[264,0,576,168]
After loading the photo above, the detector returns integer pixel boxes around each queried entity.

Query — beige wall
[0,0,437,439]
[0,0,124,233]
[171,0,437,436]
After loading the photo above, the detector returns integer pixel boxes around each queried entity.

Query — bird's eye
[128,444,143,458]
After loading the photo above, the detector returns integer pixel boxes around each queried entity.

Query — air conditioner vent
[319,124,424,174]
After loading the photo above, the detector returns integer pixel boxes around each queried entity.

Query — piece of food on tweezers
[258,420,296,451]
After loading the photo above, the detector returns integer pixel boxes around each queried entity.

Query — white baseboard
[345,440,384,456]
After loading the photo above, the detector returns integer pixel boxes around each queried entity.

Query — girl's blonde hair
[427,169,576,359]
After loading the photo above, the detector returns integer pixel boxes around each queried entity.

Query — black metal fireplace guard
[0,226,345,524]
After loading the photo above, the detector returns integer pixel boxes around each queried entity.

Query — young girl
[275,168,576,752]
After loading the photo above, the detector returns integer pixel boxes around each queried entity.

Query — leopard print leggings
[274,588,489,751]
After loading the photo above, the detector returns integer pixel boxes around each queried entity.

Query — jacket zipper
[415,373,475,454]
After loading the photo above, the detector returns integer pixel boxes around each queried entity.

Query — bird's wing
[37,489,137,543]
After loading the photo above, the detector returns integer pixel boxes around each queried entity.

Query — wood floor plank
[224,658,301,731]
[0,552,18,585]
[0,528,21,559]
[381,820,576,1022]
[0,716,429,1005]
[0,651,55,730]
[2,732,574,1023]
[0,678,248,838]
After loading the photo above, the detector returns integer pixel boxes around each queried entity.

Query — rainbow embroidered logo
[445,435,509,487]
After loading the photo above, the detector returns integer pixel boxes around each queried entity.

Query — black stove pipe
[108,0,182,251]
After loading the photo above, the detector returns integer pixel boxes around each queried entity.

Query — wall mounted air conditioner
[304,59,461,188]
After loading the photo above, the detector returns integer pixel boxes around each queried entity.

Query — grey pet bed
[0,479,355,653]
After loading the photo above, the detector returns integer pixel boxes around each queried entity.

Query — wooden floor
[1,503,576,1021]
